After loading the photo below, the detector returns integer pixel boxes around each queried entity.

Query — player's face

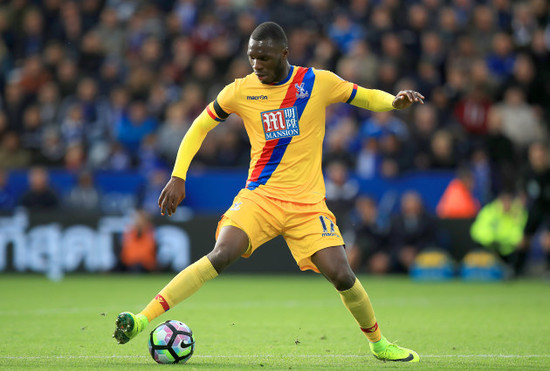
[247,38,288,84]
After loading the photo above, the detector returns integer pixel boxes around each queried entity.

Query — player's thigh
[283,201,346,273]
[216,190,283,258]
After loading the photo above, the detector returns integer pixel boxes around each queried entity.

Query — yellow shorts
[215,188,345,273]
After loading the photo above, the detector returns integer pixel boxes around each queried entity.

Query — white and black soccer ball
[148,320,195,364]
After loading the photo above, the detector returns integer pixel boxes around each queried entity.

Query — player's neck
[273,62,292,84]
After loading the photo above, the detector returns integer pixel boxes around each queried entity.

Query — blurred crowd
[0,0,548,176]
[0,0,549,273]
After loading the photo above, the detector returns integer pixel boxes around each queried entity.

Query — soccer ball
[148,320,195,364]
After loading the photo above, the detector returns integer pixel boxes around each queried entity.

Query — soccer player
[114,22,424,363]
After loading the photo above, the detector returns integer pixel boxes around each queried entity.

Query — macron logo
[247,95,268,100]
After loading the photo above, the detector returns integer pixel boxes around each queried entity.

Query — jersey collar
[271,65,294,86]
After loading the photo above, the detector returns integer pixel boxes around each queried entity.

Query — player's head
[248,22,289,84]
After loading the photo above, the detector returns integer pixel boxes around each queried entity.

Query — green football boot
[370,336,420,362]
[113,312,148,344]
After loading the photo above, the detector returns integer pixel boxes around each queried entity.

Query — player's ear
[282,47,289,59]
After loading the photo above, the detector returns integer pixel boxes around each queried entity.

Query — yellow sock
[140,256,218,321]
[339,278,382,342]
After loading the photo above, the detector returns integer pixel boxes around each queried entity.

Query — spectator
[93,7,125,58]
[98,58,125,96]
[0,131,32,169]
[438,6,459,46]
[469,58,498,98]
[339,41,379,88]
[20,105,45,159]
[427,129,459,170]
[139,168,169,215]
[470,190,527,275]
[391,191,437,272]
[137,134,163,175]
[496,86,545,150]
[493,0,512,31]
[19,166,59,211]
[486,32,516,82]
[156,102,190,165]
[485,107,516,174]
[104,141,132,171]
[64,142,87,171]
[328,12,364,54]
[0,170,16,212]
[502,53,546,109]
[420,32,445,75]
[50,1,84,52]
[356,137,381,179]
[114,100,158,158]
[379,133,410,178]
[415,60,440,99]
[437,167,480,219]
[14,8,45,59]
[60,104,86,146]
[410,104,439,170]
[376,60,399,95]
[470,147,493,205]
[42,41,65,75]
[323,124,356,170]
[325,160,359,229]
[469,5,497,55]
[65,170,100,212]
[78,31,105,78]
[58,77,111,145]
[120,209,156,272]
[511,2,537,47]
[139,36,164,72]
[3,81,30,134]
[38,127,65,167]
[37,81,61,127]
[366,5,392,50]
[347,196,391,274]
[519,142,550,268]
[214,127,248,168]
[18,54,51,97]
[453,86,492,137]
[380,33,409,77]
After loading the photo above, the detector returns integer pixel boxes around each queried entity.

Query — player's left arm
[349,86,425,111]
[317,69,424,111]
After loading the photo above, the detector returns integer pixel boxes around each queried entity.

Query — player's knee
[207,242,245,273]
[207,249,233,273]
[329,269,356,291]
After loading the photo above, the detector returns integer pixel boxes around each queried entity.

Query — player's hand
[158,176,186,216]
[392,90,425,109]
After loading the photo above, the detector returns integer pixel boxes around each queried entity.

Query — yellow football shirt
[206,65,358,204]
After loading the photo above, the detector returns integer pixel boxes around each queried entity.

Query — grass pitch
[0,273,549,370]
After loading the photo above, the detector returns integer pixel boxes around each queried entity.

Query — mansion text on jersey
[265,128,300,140]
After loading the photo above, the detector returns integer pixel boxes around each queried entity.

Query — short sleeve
[315,69,356,105]
[216,81,237,115]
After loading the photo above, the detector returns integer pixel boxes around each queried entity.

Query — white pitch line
[2,354,550,360]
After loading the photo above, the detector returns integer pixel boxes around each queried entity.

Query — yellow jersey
[206,65,358,204]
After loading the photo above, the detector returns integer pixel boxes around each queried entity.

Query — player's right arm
[158,100,230,216]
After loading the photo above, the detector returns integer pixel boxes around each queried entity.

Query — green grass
[0,274,549,370]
